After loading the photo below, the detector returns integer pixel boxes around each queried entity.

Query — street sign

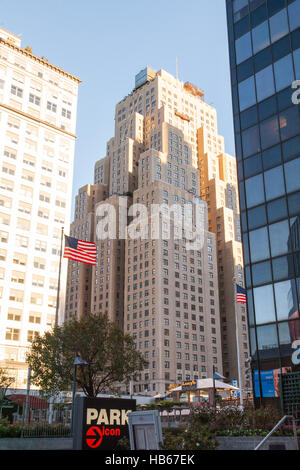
[73,397,136,450]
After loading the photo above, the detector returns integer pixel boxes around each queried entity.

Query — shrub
[161,425,218,450]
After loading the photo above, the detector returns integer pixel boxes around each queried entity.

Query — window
[274,280,298,321]
[29,93,40,106]
[252,21,270,55]
[260,115,280,150]
[253,284,276,324]
[11,85,23,97]
[269,219,290,257]
[284,159,300,193]
[47,101,57,113]
[242,125,261,157]
[255,65,275,102]
[274,54,294,92]
[62,108,71,119]
[236,33,252,65]
[293,49,300,80]
[288,0,300,31]
[5,328,20,341]
[245,174,265,207]
[252,261,272,286]
[238,76,256,111]
[269,8,289,43]
[249,227,270,262]
[280,107,300,141]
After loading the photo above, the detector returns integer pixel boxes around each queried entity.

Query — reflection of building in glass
[226,0,300,407]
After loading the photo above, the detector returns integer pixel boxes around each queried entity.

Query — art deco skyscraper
[0,28,80,389]
[65,67,248,396]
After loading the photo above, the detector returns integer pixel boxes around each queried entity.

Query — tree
[0,368,14,400]
[0,368,14,419]
[26,313,147,397]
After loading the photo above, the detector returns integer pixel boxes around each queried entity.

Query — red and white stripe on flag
[63,235,96,265]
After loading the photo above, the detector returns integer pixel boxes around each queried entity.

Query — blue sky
[2,0,235,215]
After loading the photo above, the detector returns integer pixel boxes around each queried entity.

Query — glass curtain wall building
[226,0,300,406]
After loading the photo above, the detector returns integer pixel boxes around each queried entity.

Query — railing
[254,415,299,451]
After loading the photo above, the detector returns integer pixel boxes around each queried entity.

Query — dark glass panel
[240,105,258,129]
[267,197,288,223]
[251,3,268,27]
[248,204,267,229]
[254,46,273,72]
[262,144,282,170]
[267,0,286,16]
[284,158,300,193]
[242,125,261,157]
[279,107,300,141]
[244,153,262,177]
[264,165,285,201]
[272,255,295,281]
[282,135,300,162]
[277,87,294,112]
[237,57,254,82]
[258,95,277,121]
[272,36,291,61]
[291,27,300,50]
[260,115,280,149]
[252,260,272,285]
[234,15,251,39]
[288,191,300,216]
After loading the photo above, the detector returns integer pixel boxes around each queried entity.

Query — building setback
[226,0,300,406]
[0,28,80,389]
[65,67,249,396]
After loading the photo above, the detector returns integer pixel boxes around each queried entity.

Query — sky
[1,0,235,216]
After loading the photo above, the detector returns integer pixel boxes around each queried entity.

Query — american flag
[236,284,247,303]
[63,235,96,265]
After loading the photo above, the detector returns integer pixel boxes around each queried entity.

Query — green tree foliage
[26,313,147,398]
[0,369,14,400]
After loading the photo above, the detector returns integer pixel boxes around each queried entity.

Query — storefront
[169,379,239,405]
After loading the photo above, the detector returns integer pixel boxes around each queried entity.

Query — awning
[170,378,239,392]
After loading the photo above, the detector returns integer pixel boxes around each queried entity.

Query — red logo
[86,426,103,448]
[86,426,121,448]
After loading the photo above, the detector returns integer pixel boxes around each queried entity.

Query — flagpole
[55,226,64,327]
[233,277,244,409]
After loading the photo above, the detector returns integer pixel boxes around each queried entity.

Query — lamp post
[212,367,226,409]
[70,353,88,436]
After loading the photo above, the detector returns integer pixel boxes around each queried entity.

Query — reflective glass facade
[226,0,300,404]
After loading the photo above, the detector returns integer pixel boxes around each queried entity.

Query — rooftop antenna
[176,57,178,80]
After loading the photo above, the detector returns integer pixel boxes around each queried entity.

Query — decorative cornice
[0,102,77,138]
[0,38,82,84]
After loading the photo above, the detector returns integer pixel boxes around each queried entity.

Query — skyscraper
[65,67,248,396]
[226,0,300,405]
[0,28,80,389]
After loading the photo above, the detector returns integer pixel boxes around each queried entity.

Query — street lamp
[212,366,226,409]
[70,353,88,436]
